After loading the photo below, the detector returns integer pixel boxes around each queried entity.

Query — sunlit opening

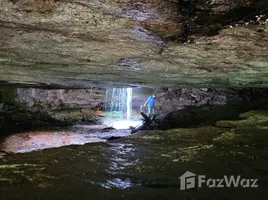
[109,120,142,129]
[104,87,154,129]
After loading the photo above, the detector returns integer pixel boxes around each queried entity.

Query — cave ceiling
[0,0,267,88]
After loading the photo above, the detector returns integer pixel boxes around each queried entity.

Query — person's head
[152,94,156,98]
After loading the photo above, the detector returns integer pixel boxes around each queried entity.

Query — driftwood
[130,112,157,134]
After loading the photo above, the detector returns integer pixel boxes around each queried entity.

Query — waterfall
[126,88,132,120]
[106,88,132,120]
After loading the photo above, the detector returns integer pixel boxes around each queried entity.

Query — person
[144,94,156,116]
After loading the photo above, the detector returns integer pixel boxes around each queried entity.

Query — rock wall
[0,86,19,106]
[0,85,60,134]
[17,88,106,122]
[17,88,105,112]
[0,86,106,135]
[155,88,244,114]
[154,88,268,129]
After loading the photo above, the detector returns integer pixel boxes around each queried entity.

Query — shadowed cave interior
[0,0,268,199]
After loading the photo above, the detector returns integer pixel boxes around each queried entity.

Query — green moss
[213,130,245,146]
[213,125,268,147]
[216,110,268,128]
[239,110,268,119]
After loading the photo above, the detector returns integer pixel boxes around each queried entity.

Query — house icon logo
[179,171,196,190]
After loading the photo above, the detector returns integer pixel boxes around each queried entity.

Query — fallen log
[130,112,157,134]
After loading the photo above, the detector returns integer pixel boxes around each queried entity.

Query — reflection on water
[81,142,142,190]
[103,143,142,189]
[0,131,105,155]
[109,143,140,170]
[0,124,134,157]
[102,178,136,189]
[0,125,133,157]
[0,126,267,199]
[101,118,142,129]
[110,120,142,129]
[84,178,137,190]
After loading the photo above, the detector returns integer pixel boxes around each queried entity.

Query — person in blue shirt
[144,94,156,116]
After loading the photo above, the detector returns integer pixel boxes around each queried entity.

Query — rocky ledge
[0,0,267,88]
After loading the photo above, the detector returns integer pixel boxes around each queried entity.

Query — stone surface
[216,110,268,128]
[0,0,267,88]
[154,89,268,129]
[0,86,106,134]
[155,88,242,114]
[17,88,105,111]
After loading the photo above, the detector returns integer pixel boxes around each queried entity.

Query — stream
[0,125,267,199]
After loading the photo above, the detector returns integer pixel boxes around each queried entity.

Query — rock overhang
[0,0,267,89]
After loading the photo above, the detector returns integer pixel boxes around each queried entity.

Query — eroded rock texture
[154,88,268,129]
[0,0,267,88]
[17,88,105,111]
[0,86,106,134]
[156,88,242,114]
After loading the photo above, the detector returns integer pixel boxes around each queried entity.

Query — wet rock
[216,110,268,128]
[212,130,245,146]
[0,0,267,88]
[179,0,268,36]
[13,0,56,13]
[0,117,268,199]
[0,85,107,135]
[51,108,104,123]
[155,88,242,115]
[155,100,246,129]
[213,126,268,147]
[0,130,106,154]
[17,88,105,112]
[154,89,268,129]
[0,86,71,135]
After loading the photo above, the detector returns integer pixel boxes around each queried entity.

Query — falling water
[126,88,132,120]
[106,88,132,120]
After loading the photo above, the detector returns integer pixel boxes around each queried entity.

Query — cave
[0,0,268,199]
